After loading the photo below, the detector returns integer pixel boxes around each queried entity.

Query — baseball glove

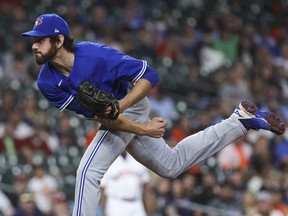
[76,81,120,120]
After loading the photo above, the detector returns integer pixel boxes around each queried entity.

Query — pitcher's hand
[142,117,168,138]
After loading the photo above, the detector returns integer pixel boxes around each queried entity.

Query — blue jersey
[37,42,160,118]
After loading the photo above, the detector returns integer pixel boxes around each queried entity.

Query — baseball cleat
[233,101,285,135]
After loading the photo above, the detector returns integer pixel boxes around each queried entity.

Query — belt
[110,196,138,202]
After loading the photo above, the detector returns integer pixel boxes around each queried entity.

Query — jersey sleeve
[105,46,160,87]
[37,80,94,118]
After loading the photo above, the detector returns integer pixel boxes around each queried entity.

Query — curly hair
[49,35,76,53]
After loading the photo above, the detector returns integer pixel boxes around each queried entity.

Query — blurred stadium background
[0,0,288,215]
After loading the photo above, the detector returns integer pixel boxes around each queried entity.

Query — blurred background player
[100,151,152,216]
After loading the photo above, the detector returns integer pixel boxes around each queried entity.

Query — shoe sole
[241,101,285,135]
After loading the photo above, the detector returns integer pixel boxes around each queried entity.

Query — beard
[34,44,57,65]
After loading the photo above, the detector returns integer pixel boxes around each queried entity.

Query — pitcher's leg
[73,130,135,216]
[127,117,246,178]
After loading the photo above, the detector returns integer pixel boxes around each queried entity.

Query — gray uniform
[72,97,246,216]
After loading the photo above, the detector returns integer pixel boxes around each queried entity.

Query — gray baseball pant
[72,98,246,216]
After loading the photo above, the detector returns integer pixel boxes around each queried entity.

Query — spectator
[156,29,184,62]
[217,136,253,171]
[4,108,34,140]
[148,84,179,129]
[2,40,31,84]
[193,172,218,205]
[191,110,212,134]
[84,124,99,148]
[281,171,288,204]
[55,113,77,148]
[121,0,145,30]
[212,15,240,66]
[226,169,248,200]
[134,27,157,63]
[181,173,197,201]
[152,177,171,215]
[180,22,203,62]
[254,190,284,216]
[275,65,288,100]
[254,24,280,58]
[51,192,70,216]
[0,89,18,123]
[168,115,192,147]
[89,5,109,38]
[0,189,15,216]
[22,94,47,127]
[207,181,243,215]
[237,22,256,69]
[240,190,257,216]
[5,174,29,209]
[273,135,288,170]
[270,188,288,216]
[165,178,194,216]
[18,123,53,157]
[0,120,19,160]
[275,41,288,74]
[27,166,58,215]
[13,191,48,216]
[250,136,274,177]
[219,62,251,107]
[26,61,41,83]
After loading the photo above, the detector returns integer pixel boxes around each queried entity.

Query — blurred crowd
[1,0,288,215]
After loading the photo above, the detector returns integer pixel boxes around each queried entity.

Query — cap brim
[21,30,51,37]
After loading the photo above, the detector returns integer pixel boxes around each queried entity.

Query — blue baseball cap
[21,14,70,37]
